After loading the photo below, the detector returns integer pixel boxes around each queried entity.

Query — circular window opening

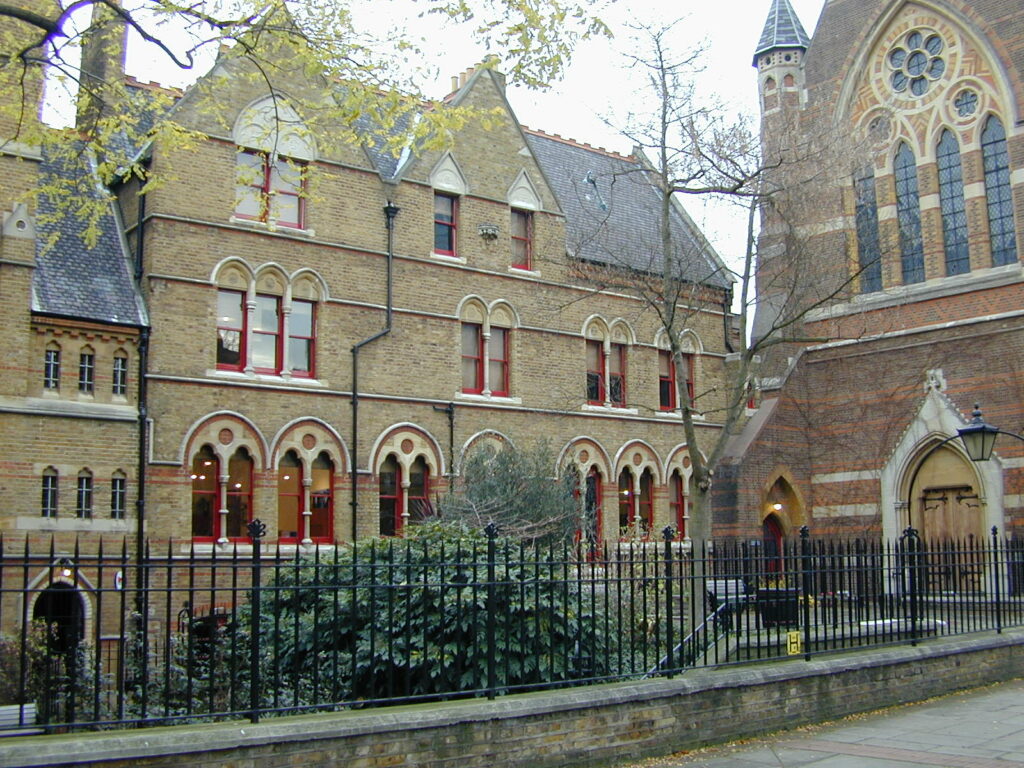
[888,30,946,97]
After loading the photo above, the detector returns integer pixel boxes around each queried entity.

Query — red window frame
[308,452,334,542]
[488,326,510,397]
[638,470,654,535]
[659,350,676,411]
[586,340,605,404]
[407,457,432,526]
[511,209,533,270]
[287,299,316,378]
[379,455,401,537]
[190,446,219,540]
[223,448,253,541]
[670,470,687,540]
[252,294,282,374]
[617,470,634,533]
[216,290,246,371]
[575,466,603,556]
[434,193,457,255]
[461,323,484,394]
[609,343,627,407]
[235,150,306,229]
[277,450,303,542]
[680,353,695,402]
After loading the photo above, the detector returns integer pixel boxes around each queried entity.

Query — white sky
[118,0,828,277]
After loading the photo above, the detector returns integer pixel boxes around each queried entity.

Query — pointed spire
[753,0,811,66]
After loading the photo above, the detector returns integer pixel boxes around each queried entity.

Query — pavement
[622,678,1024,767]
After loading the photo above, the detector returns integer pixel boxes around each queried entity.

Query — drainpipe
[350,201,399,541]
[134,326,149,606]
[723,288,735,354]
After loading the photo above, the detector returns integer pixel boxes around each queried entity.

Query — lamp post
[904,403,1020,531]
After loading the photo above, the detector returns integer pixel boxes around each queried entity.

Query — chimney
[76,0,127,132]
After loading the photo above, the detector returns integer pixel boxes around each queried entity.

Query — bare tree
[571,21,873,543]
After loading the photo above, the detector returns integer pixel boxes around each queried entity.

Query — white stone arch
[211,257,255,289]
[678,329,704,354]
[290,269,328,301]
[178,411,270,469]
[23,564,97,640]
[835,1,1021,129]
[253,262,289,297]
[370,423,446,478]
[507,169,541,211]
[430,152,468,196]
[487,299,520,329]
[233,94,317,161]
[456,295,488,324]
[270,417,349,473]
[608,319,636,346]
[613,440,664,485]
[880,387,1004,542]
[457,429,516,475]
[556,436,612,479]
[581,314,610,340]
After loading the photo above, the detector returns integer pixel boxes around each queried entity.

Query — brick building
[0,1,738,611]
[717,0,1024,549]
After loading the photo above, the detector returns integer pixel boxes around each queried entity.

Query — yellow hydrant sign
[787,631,802,656]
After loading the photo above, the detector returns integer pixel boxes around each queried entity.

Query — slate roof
[753,0,811,65]
[525,130,732,290]
[32,151,148,327]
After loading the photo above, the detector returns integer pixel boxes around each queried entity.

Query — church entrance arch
[903,442,984,544]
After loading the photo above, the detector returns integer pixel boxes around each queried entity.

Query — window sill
[456,392,523,405]
[229,216,315,238]
[430,252,467,265]
[18,516,130,532]
[508,266,540,278]
[207,369,325,387]
[581,403,639,416]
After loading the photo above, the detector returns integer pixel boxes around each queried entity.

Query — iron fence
[1,524,1022,733]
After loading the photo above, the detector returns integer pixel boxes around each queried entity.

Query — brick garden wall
[4,629,1022,768]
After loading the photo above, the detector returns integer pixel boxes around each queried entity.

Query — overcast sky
[119,0,828,273]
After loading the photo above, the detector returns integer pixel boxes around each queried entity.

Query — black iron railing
[1,525,1022,733]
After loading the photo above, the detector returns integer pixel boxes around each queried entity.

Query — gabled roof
[32,151,148,327]
[753,0,811,65]
[525,130,732,290]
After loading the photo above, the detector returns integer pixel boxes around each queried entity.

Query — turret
[753,0,810,115]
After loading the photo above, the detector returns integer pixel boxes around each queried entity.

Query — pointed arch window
[278,450,303,541]
[78,348,95,393]
[981,116,1018,266]
[894,143,925,284]
[225,448,254,540]
[854,167,882,292]
[670,470,687,539]
[43,346,61,391]
[936,130,969,275]
[76,470,93,519]
[111,471,127,519]
[378,455,432,536]
[309,452,334,541]
[41,468,58,518]
[278,450,334,543]
[191,446,219,539]
[578,467,603,553]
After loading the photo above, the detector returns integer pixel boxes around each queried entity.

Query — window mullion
[481,328,492,396]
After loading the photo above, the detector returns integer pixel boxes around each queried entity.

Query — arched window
[580,467,603,553]
[936,130,969,275]
[854,166,882,292]
[277,450,303,541]
[309,452,334,541]
[379,455,400,537]
[637,469,654,535]
[586,339,606,404]
[617,469,633,533]
[78,346,95,394]
[225,448,253,540]
[112,352,129,396]
[894,143,925,284]
[111,470,127,519]
[41,467,58,518]
[43,344,61,391]
[377,455,432,536]
[669,470,687,539]
[609,342,627,406]
[981,116,1018,266]
[76,470,93,519]
[191,446,219,539]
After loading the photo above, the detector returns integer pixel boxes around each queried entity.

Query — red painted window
[278,450,333,543]
[617,470,633,533]
[638,469,654,535]
[609,343,626,407]
[434,193,457,255]
[235,151,305,229]
[218,290,316,377]
[379,455,432,536]
[190,445,253,541]
[659,350,676,411]
[680,353,694,402]
[511,209,533,269]
[488,327,509,397]
[252,294,281,373]
[216,290,246,370]
[586,340,605,404]
[670,470,687,539]
[287,299,315,377]
[461,323,484,393]
[190,446,219,539]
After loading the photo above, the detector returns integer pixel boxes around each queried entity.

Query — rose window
[889,31,945,96]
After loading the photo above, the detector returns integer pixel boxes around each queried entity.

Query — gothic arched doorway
[33,583,84,657]
[762,513,785,574]
[905,443,984,544]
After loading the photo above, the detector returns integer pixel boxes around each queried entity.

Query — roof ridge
[522,126,633,162]
[753,0,811,64]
